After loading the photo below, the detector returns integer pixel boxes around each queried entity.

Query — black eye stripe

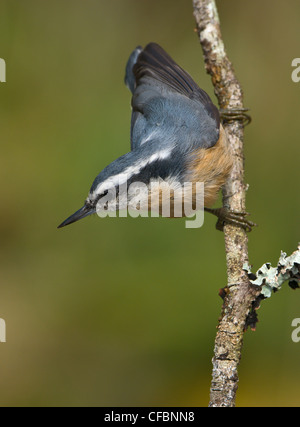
[94,190,109,205]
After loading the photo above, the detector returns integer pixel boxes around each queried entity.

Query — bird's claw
[219,108,252,126]
[217,210,257,232]
[205,207,257,232]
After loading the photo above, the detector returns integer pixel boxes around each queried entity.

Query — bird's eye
[85,199,93,209]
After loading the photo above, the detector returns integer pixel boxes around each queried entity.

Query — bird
[58,43,254,231]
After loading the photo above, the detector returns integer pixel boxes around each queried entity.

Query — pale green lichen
[243,245,300,298]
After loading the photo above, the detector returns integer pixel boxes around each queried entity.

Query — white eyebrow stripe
[90,147,173,198]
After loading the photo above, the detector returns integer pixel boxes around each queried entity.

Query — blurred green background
[0,0,299,407]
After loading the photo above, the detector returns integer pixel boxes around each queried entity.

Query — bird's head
[57,184,122,229]
[57,160,142,228]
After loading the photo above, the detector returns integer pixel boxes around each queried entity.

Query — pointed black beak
[58,205,95,229]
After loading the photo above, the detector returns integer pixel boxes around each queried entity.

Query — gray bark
[193,0,261,407]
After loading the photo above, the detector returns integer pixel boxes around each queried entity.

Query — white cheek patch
[90,147,173,199]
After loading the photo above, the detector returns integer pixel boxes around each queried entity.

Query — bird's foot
[219,108,252,126]
[204,207,257,232]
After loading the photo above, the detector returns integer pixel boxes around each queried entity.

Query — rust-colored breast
[187,125,233,207]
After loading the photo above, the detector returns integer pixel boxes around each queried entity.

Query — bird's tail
[124,46,142,93]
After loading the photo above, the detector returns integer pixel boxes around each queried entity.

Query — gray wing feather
[125,43,220,152]
[125,46,142,93]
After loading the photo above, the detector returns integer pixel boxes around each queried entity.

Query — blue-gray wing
[124,43,220,152]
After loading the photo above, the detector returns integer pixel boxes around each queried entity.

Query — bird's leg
[219,108,252,126]
[204,207,257,232]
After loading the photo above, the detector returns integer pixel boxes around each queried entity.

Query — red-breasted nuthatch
[58,43,254,230]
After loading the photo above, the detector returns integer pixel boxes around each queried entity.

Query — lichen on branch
[244,245,300,298]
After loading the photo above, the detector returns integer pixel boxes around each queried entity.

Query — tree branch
[193,0,261,407]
